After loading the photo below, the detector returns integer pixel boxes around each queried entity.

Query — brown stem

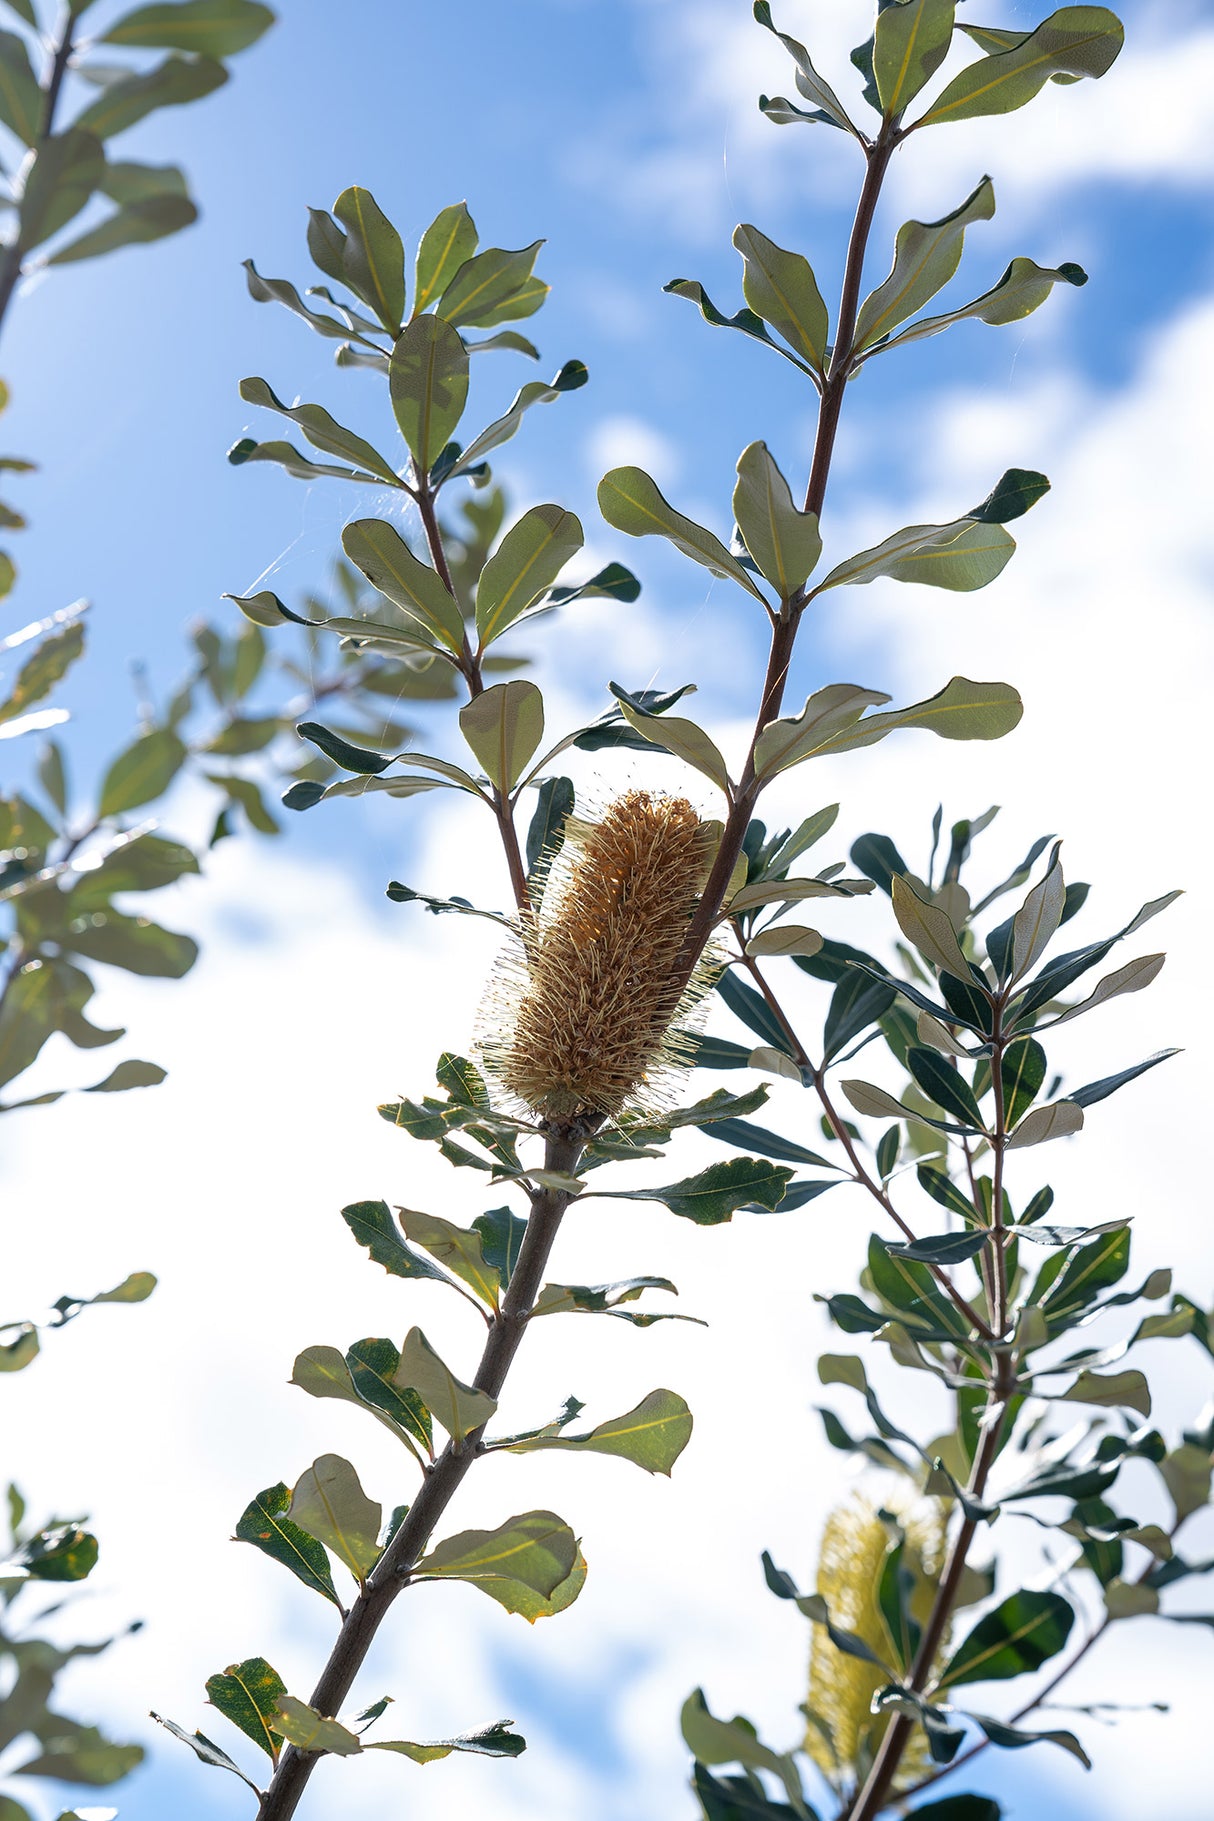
[412,470,531,914]
[254,1131,583,1821]
[844,1356,1015,1821]
[739,950,996,1342]
[0,9,75,345]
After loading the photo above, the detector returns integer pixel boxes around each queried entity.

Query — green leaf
[601,1156,794,1224]
[475,504,583,644]
[907,1046,986,1129]
[12,1523,98,1581]
[205,1657,285,1762]
[98,727,187,815]
[0,622,85,724]
[437,241,546,328]
[608,686,733,794]
[1068,1048,1180,1108]
[273,1696,361,1757]
[237,377,402,487]
[415,1509,579,1619]
[884,1229,990,1266]
[965,1711,1091,1770]
[1005,1099,1083,1148]
[234,1481,342,1609]
[456,364,588,477]
[938,1590,1074,1687]
[65,909,196,978]
[1062,1369,1151,1417]
[504,1388,692,1475]
[414,201,478,314]
[868,257,1088,357]
[752,683,890,782]
[1160,1444,1212,1523]
[0,29,41,144]
[12,1725,142,1786]
[752,2,857,132]
[821,514,1016,593]
[84,1060,166,1092]
[472,1207,529,1286]
[288,1454,381,1580]
[73,54,227,138]
[1001,1036,1046,1128]
[394,1326,497,1444]
[17,128,105,248]
[458,679,543,792]
[341,518,465,652]
[597,467,768,602]
[854,177,995,353]
[890,874,969,977]
[345,1337,432,1452]
[680,1688,796,1789]
[367,1720,526,1763]
[916,6,1123,125]
[732,223,829,371]
[333,185,405,332]
[662,279,799,370]
[826,677,1023,756]
[1048,952,1165,1028]
[732,442,822,596]
[296,719,390,775]
[152,1714,262,1795]
[873,0,956,115]
[389,313,469,473]
[701,1116,831,1168]
[397,1209,500,1306]
[1039,1225,1130,1326]
[102,0,275,55]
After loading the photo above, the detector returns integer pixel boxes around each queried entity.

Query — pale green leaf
[475,505,583,644]
[732,224,829,372]
[459,679,544,791]
[288,1454,382,1580]
[393,1326,497,1444]
[341,518,465,653]
[732,441,822,597]
[389,314,469,473]
[854,176,996,353]
[597,466,768,602]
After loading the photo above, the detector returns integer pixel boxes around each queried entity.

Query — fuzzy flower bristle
[806,1492,948,1789]
[485,789,714,1123]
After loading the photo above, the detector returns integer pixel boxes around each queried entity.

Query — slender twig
[739,949,996,1342]
[0,8,76,342]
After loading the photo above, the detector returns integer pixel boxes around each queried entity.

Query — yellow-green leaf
[393,1326,497,1445]
[732,223,829,372]
[459,679,544,792]
[475,505,583,645]
[597,466,767,602]
[341,518,465,653]
[732,441,822,597]
[917,5,1123,125]
[288,1455,382,1581]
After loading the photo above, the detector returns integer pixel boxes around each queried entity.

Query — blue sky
[4,2,1214,1819]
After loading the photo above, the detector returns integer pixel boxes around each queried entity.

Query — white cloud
[584,412,683,488]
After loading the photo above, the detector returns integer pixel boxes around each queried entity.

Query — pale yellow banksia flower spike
[486,789,714,1124]
[806,1493,949,1791]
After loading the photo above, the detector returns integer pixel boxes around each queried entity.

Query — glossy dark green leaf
[849,831,909,895]
[714,969,790,1053]
[906,1047,986,1129]
[102,0,274,54]
[602,1156,793,1224]
[73,54,226,138]
[905,1801,1001,1821]
[233,1482,341,1609]
[346,1337,432,1451]
[867,1235,972,1339]
[824,970,896,1060]
[938,1590,1074,1687]
[685,1033,753,1070]
[692,1761,802,1819]
[883,1229,990,1265]
[1040,1226,1131,1327]
[339,1199,449,1282]
[204,1656,285,1762]
[700,1117,830,1167]
[296,720,391,775]
[1068,1049,1180,1108]
[1001,1036,1046,1127]
[969,468,1051,524]
[525,775,573,880]
[916,1163,976,1220]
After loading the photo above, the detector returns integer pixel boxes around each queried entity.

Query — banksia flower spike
[806,1492,949,1792]
[486,789,715,1126]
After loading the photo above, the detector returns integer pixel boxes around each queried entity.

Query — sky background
[4,1,1214,1818]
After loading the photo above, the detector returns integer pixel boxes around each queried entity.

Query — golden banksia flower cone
[806,1492,949,1791]
[485,789,714,1124]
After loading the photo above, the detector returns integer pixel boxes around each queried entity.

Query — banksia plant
[151,8,1213,1821]
[490,790,714,1122]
